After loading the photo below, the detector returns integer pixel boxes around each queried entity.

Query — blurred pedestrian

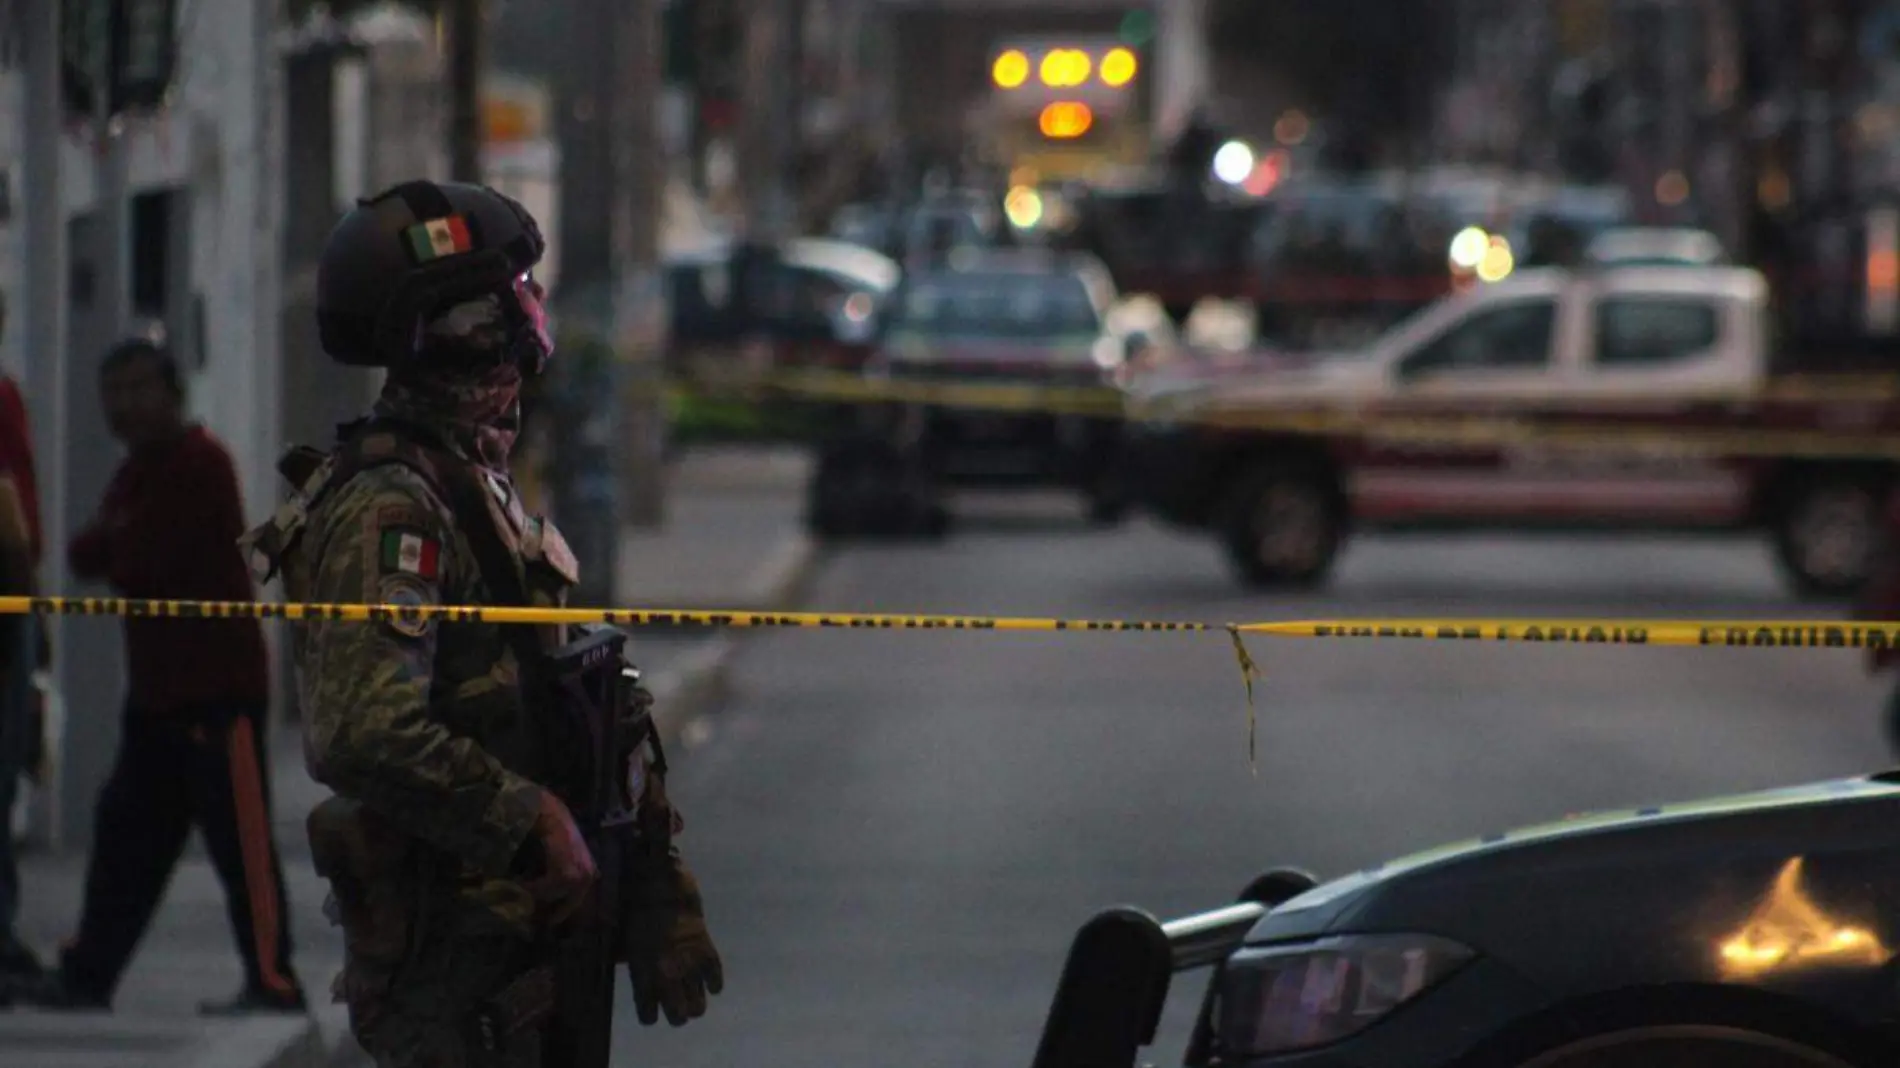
[14,337,304,1014]
[0,291,48,983]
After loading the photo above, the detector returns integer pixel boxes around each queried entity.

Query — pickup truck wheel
[1771,480,1882,598]
[1218,465,1343,588]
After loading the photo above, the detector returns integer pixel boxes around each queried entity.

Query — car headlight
[1212,933,1474,1056]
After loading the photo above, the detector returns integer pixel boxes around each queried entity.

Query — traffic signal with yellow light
[990,44,1140,93]
[1040,49,1091,88]
[993,49,1029,89]
[1039,101,1094,139]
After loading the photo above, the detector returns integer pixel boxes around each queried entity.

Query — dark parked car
[665,236,902,378]
[1034,773,1900,1068]
[805,250,1145,537]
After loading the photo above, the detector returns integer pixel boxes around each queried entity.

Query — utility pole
[548,0,656,601]
[21,0,70,850]
[446,0,484,181]
[83,0,133,858]
[783,0,805,233]
[739,0,790,241]
[619,0,666,527]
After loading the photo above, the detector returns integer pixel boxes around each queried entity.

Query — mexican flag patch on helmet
[405,215,474,262]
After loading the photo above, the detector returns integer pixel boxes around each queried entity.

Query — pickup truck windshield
[894,272,1101,338]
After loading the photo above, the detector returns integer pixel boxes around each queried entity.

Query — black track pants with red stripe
[62,703,299,1003]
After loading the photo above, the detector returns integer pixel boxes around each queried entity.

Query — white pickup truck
[1122,265,1900,596]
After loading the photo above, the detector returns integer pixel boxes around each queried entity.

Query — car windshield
[893,272,1100,337]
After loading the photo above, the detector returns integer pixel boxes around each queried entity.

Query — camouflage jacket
[239,413,580,932]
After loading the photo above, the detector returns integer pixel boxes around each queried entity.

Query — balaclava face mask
[378,295,524,467]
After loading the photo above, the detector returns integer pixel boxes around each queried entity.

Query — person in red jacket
[14,338,304,1014]
[0,291,49,984]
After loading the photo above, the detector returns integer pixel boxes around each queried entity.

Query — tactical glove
[621,849,723,1026]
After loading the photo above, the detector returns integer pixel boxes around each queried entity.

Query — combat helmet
[316,179,549,372]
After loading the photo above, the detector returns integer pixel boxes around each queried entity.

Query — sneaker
[198,985,308,1016]
[8,971,109,1011]
[0,934,42,979]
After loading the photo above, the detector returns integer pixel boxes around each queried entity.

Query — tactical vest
[244,416,580,909]
[244,420,587,1044]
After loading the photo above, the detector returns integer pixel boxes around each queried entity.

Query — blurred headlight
[1213,934,1473,1056]
[1091,337,1124,370]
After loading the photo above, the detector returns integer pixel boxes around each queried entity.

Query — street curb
[756,532,822,614]
[648,633,737,747]
[168,1016,325,1068]
[647,530,824,747]
[311,1002,366,1068]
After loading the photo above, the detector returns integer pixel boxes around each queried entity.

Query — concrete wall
[1,1,286,850]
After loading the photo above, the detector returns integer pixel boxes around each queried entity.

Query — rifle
[534,623,662,1068]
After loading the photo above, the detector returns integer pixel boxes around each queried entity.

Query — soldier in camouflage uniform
[241,180,722,1066]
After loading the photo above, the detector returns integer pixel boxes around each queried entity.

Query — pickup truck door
[1349,290,1575,522]
[1510,282,1752,525]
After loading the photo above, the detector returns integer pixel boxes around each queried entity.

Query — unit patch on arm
[376,572,438,640]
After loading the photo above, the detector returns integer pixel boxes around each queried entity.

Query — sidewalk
[618,446,817,614]
[0,445,817,1068]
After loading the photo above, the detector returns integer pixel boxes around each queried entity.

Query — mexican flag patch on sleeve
[380,529,442,580]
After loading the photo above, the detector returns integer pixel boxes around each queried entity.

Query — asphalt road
[614,501,1892,1068]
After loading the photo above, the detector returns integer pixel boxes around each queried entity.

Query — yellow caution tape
[672,367,1900,461]
[37,594,1894,647]
[16,595,1897,772]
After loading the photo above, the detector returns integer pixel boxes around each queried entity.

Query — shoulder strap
[334,417,546,681]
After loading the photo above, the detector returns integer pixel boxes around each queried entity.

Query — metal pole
[739,0,784,240]
[547,0,623,605]
[619,0,666,528]
[20,0,69,850]
[781,0,805,234]
[447,0,484,182]
[69,0,131,856]
[95,15,128,342]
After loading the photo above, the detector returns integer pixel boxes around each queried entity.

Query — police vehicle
[1032,774,1900,1068]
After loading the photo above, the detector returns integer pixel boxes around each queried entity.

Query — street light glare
[1449,227,1490,268]
[1477,238,1516,282]
[1005,185,1044,229]
[1213,140,1255,185]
